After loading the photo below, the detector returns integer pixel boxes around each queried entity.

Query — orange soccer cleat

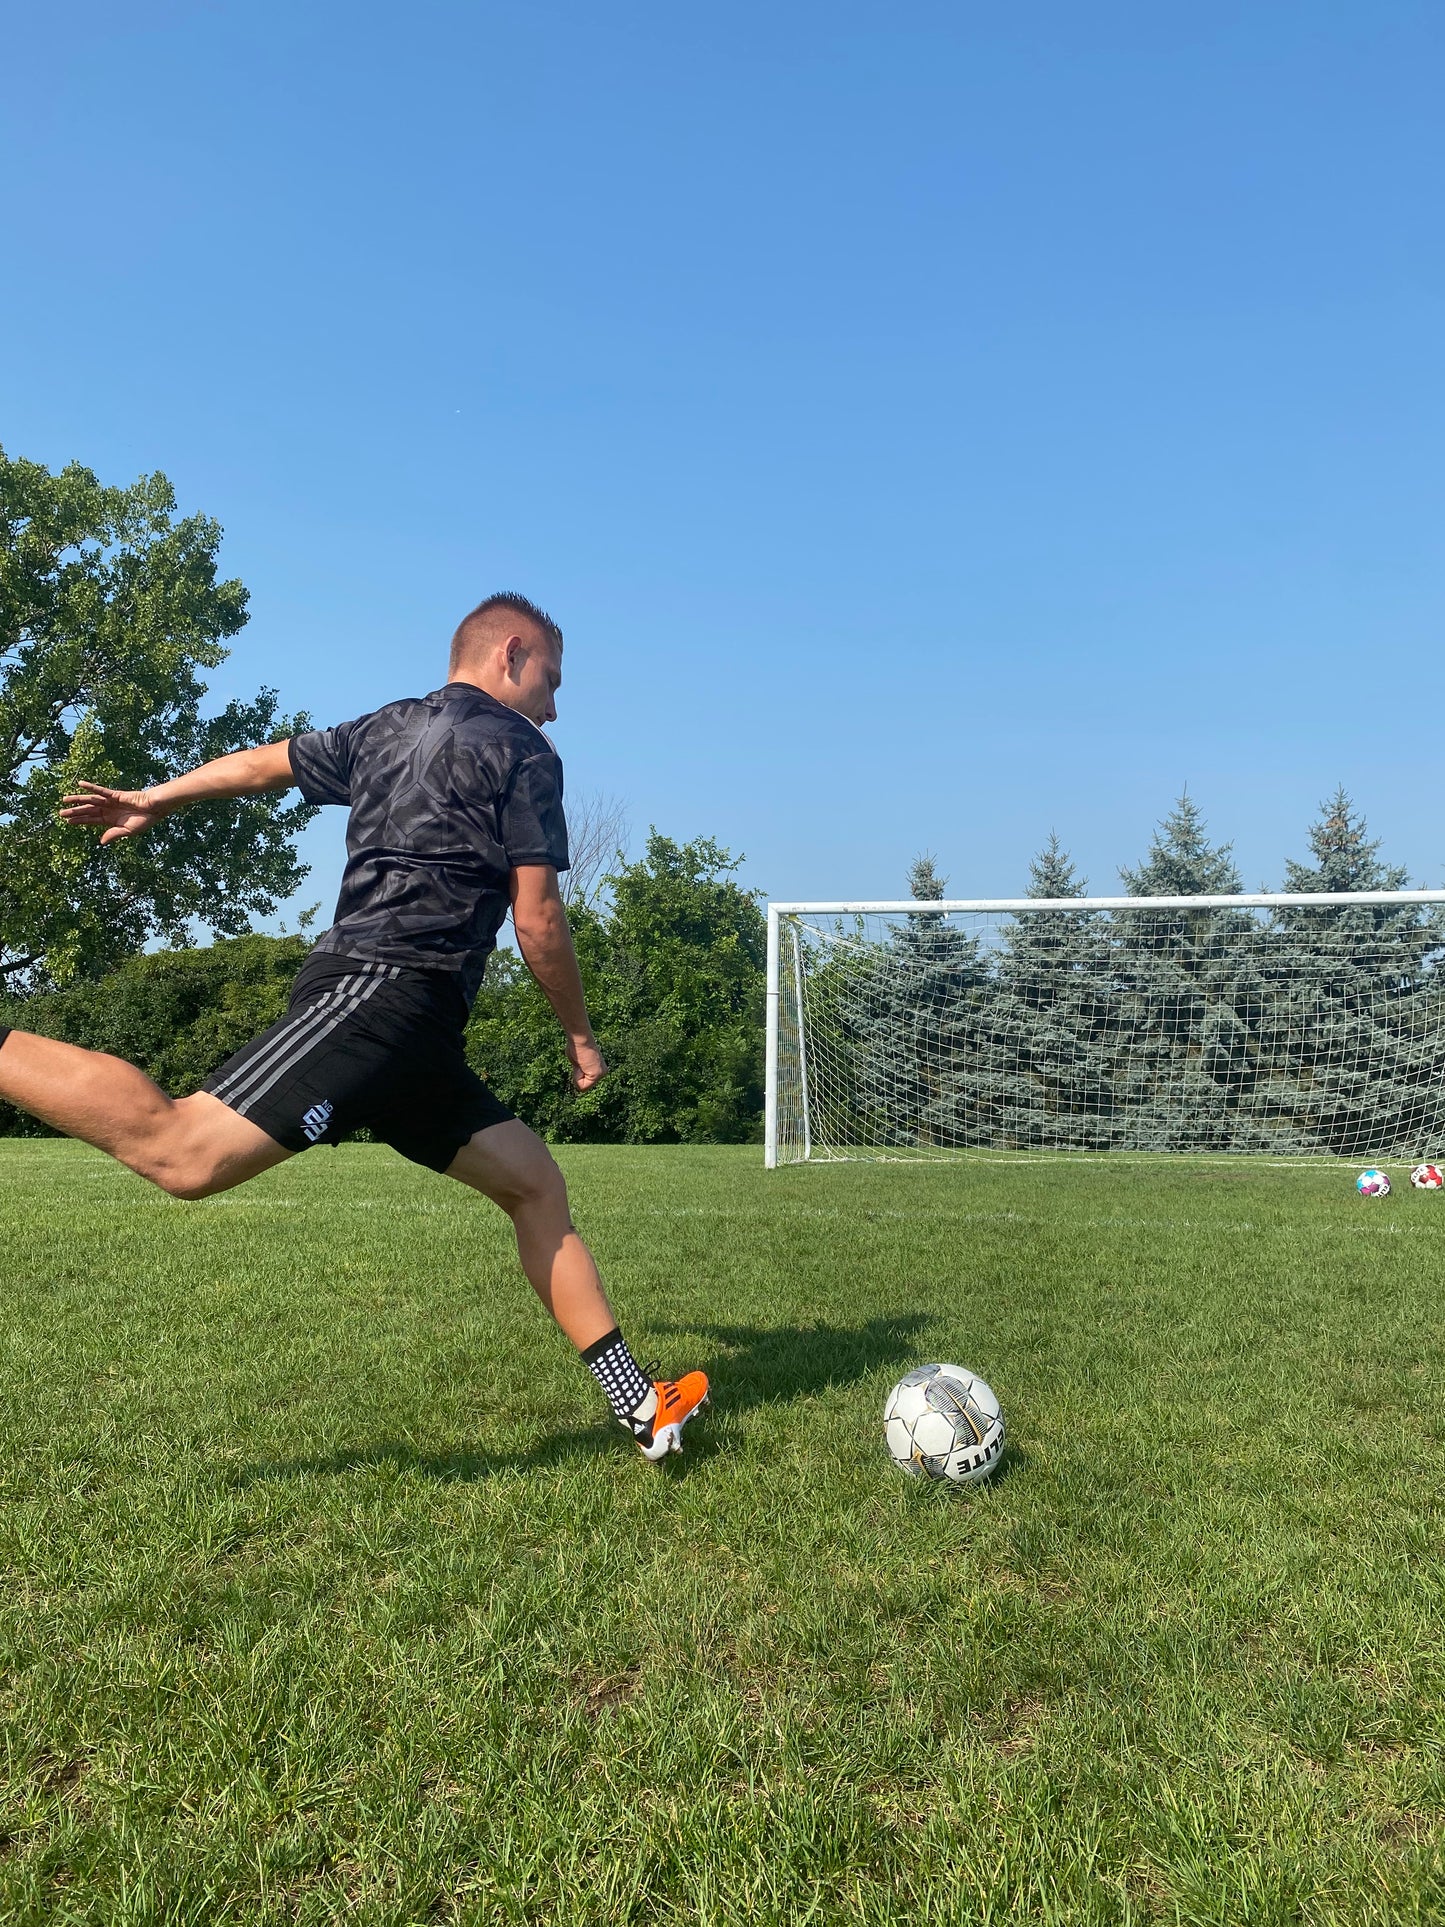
[630,1371,710,1461]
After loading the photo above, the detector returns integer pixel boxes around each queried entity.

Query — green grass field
[2,1141,1445,1924]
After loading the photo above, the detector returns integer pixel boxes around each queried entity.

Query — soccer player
[0,593,708,1461]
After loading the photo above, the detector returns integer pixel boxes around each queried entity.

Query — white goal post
[765,893,1445,1167]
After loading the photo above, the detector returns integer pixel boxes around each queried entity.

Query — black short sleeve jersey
[288,682,569,1009]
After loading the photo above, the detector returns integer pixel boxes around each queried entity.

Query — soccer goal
[765,893,1445,1166]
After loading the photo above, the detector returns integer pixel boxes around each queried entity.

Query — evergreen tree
[1112,795,1256,1148]
[1284,787,1406,894]
[834,857,990,1149]
[1247,792,1445,1156]
[983,835,1119,1147]
[1120,791,1241,897]
[793,798,1445,1162]
[1028,831,1086,899]
[907,853,947,901]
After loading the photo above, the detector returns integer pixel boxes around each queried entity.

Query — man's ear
[502,633,525,678]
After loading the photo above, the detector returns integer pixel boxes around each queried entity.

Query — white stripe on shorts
[210,963,400,1115]
[209,984,350,1107]
[209,980,362,1108]
[231,976,387,1118]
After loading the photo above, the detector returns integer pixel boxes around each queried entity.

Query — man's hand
[59,783,168,844]
[568,1035,609,1092]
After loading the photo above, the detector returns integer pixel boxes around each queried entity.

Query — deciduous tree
[0,449,315,986]
[467,833,766,1142]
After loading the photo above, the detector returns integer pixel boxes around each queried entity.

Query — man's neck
[449,668,515,707]
[446,669,544,729]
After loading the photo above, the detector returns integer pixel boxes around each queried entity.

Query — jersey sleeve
[499,750,570,873]
[288,720,358,806]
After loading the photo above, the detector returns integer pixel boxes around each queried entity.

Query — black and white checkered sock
[581,1328,654,1426]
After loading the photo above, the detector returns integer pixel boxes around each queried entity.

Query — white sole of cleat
[636,1392,709,1462]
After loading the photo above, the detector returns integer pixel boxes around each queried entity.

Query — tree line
[6,446,1438,1155]
[0,832,768,1144]
[800,795,1445,1159]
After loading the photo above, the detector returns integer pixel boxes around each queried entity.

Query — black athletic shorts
[203,952,513,1170]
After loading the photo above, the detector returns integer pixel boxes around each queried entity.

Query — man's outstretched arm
[59,741,297,843]
[509,864,608,1092]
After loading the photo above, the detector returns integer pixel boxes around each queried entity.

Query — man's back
[289,682,570,1005]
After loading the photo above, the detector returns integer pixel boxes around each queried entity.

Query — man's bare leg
[444,1120,710,1458]
[0,1031,290,1198]
[444,1119,615,1348]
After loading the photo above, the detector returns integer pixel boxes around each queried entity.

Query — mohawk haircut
[449,591,563,675]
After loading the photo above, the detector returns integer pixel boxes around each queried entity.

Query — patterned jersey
[288,682,569,1010]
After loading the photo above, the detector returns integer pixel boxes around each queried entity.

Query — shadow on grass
[229,1427,618,1489]
[231,1311,934,1488]
[658,1310,932,1406]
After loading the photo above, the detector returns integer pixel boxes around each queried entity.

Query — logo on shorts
[300,1099,334,1143]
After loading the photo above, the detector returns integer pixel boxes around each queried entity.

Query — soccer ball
[883,1363,1004,1486]
[1411,1164,1445,1190]
[1357,1168,1391,1198]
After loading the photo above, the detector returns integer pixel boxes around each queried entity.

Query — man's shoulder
[345,686,559,771]
[339,692,430,738]
[440,686,560,764]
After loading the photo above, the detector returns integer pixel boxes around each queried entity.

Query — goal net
[765,893,1445,1166]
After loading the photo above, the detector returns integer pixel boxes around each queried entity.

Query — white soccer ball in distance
[1410,1164,1445,1190]
[883,1363,1005,1486]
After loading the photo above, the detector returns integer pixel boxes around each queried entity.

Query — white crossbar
[769,893,1445,916]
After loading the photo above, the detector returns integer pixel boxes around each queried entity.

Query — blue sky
[5,1,1442,915]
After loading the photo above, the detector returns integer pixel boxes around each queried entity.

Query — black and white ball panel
[883,1363,1005,1486]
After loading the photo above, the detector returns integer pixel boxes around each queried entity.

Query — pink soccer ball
[1357,1168,1391,1198]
